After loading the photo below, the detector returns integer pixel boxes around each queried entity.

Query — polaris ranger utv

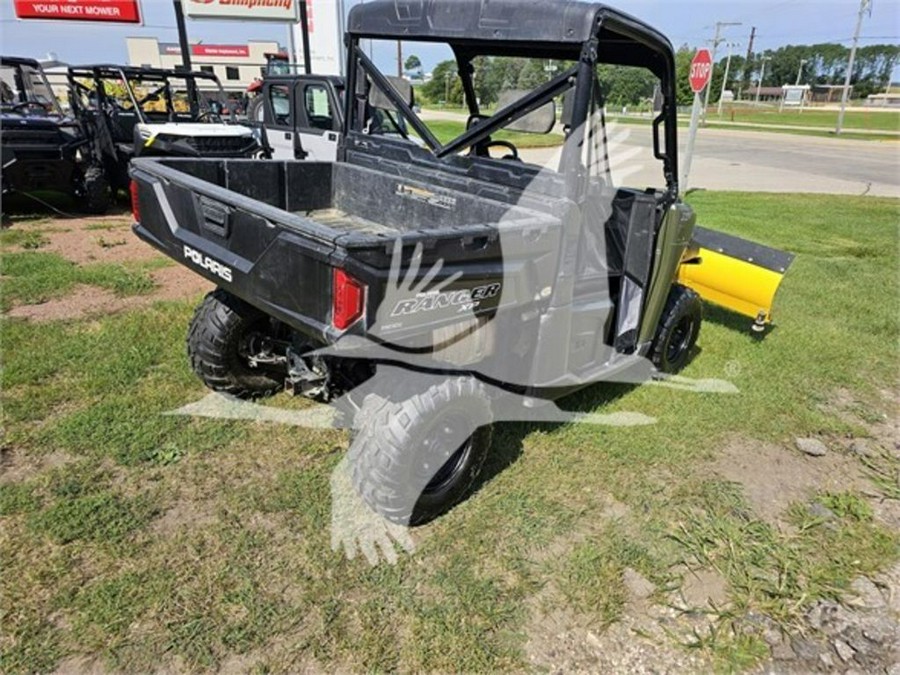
[1,56,109,214]
[68,65,261,195]
[131,0,792,525]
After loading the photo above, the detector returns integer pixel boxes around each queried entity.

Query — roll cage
[344,0,679,195]
[67,65,228,125]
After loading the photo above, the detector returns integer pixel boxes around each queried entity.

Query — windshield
[352,40,666,187]
[1,63,63,115]
[132,73,224,121]
[352,41,581,172]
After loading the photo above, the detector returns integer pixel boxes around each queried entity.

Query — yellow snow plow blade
[678,227,795,327]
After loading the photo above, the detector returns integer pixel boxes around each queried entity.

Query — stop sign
[690,49,713,94]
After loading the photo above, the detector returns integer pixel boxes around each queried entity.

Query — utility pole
[397,41,403,78]
[796,59,808,85]
[742,26,757,99]
[298,0,312,74]
[756,55,771,103]
[717,42,740,115]
[173,0,192,71]
[172,1,197,116]
[836,0,873,134]
[702,20,742,122]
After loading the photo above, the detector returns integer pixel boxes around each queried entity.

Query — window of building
[200,66,214,74]
[225,66,240,81]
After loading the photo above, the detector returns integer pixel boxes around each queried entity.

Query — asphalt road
[520,125,899,197]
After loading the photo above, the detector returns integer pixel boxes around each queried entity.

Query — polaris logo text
[391,284,501,317]
[184,246,233,282]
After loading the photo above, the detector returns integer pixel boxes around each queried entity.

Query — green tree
[404,54,423,77]
[674,45,695,106]
[420,59,462,105]
[597,64,658,108]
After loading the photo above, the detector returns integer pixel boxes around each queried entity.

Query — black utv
[68,65,261,195]
[1,56,109,214]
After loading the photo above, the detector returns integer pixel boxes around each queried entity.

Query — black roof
[68,64,220,81]
[348,0,674,78]
[263,74,345,87]
[1,56,42,68]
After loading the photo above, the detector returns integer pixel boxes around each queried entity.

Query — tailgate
[130,158,340,342]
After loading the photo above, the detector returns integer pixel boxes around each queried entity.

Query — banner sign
[185,0,300,22]
[162,44,252,58]
[13,0,142,23]
[294,0,343,75]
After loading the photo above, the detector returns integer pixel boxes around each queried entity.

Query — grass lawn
[1,193,898,672]
[720,108,900,133]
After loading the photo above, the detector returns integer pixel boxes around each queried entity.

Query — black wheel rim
[417,412,474,495]
[666,316,696,365]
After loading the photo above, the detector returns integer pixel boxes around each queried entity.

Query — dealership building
[125,38,283,93]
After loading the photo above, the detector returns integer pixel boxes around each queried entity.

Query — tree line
[414,42,898,109]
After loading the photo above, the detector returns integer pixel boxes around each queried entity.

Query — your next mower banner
[13,0,142,24]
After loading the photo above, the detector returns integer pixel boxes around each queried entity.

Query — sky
[1,0,898,75]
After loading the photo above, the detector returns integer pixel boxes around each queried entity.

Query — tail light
[332,269,365,331]
[129,180,141,223]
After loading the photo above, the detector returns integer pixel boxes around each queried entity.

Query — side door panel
[294,82,340,162]
[265,82,296,161]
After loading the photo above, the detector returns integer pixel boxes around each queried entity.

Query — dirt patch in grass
[524,572,714,674]
[0,447,76,486]
[1,215,157,265]
[708,437,869,527]
[150,500,219,536]
[680,568,730,609]
[5,267,212,322]
[39,219,160,266]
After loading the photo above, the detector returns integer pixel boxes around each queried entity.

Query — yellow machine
[678,227,795,331]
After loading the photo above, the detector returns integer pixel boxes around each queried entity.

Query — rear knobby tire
[247,96,265,123]
[75,165,111,215]
[187,289,284,400]
[650,284,702,374]
[349,377,493,527]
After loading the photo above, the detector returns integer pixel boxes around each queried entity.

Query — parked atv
[131,0,794,526]
[68,65,262,194]
[1,56,109,214]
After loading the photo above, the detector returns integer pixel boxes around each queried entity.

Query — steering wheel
[482,139,520,161]
[196,110,222,123]
[9,102,47,115]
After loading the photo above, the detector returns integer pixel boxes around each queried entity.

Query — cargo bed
[130,158,563,344]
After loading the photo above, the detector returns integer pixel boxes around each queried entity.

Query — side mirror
[496,90,556,134]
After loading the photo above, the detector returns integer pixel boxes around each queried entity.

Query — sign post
[681,48,712,193]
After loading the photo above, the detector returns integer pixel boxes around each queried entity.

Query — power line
[837,0,873,134]
[702,21,742,123]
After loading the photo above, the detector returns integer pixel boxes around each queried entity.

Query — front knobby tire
[187,289,284,400]
[651,284,702,374]
[349,377,494,527]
